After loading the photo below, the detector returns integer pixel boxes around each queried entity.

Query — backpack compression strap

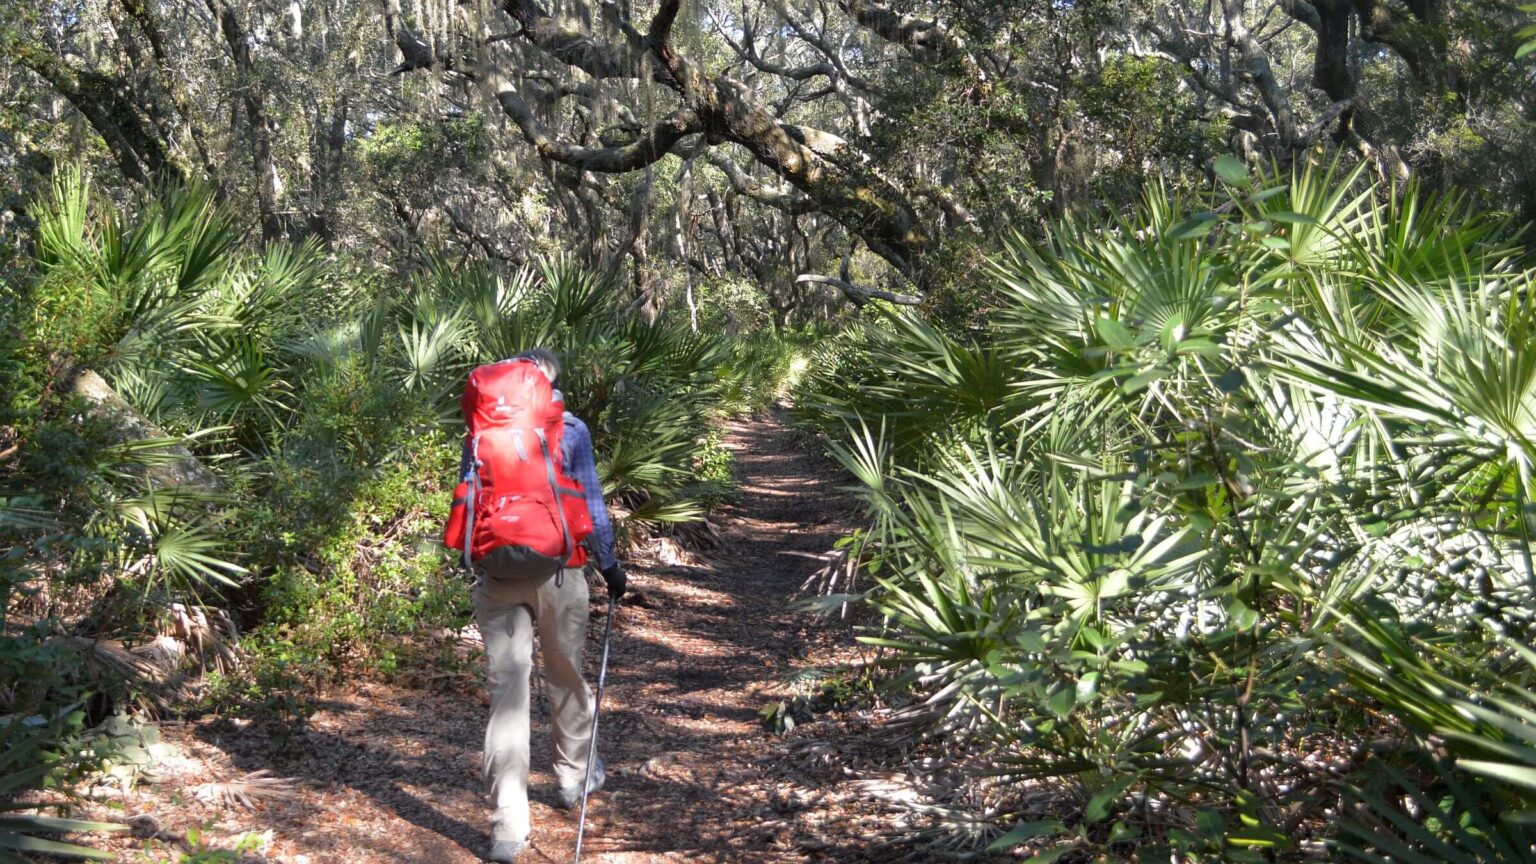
[535,428,575,579]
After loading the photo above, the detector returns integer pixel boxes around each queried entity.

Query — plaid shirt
[457,407,616,571]
[558,413,616,571]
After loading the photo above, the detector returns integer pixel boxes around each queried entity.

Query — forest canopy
[2,0,1532,309]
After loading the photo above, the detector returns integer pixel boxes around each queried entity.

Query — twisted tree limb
[492,73,702,172]
[387,0,934,283]
[796,274,920,306]
[7,35,179,185]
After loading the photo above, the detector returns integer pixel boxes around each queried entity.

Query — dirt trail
[104,412,880,863]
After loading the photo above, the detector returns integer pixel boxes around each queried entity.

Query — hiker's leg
[477,598,535,844]
[537,566,594,791]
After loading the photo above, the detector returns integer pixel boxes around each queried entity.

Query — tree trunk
[206,0,285,244]
[71,370,221,494]
[10,36,181,186]
[308,98,348,245]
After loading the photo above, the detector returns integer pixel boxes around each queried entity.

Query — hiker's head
[517,348,561,384]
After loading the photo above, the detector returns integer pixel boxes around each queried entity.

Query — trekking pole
[573,592,616,864]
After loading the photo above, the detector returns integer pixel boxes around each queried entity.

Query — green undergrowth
[760,663,880,736]
[717,330,820,414]
[2,173,775,737]
[793,161,1536,860]
[222,404,466,710]
[691,426,737,508]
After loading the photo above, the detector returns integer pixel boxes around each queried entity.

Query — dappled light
[5,0,1536,861]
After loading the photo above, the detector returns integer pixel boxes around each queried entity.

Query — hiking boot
[486,838,526,862]
[557,756,605,809]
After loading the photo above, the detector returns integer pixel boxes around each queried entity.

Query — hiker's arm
[565,417,617,571]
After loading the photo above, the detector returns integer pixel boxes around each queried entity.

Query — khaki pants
[474,567,595,844]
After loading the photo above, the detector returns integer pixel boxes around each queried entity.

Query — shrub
[799,160,1536,859]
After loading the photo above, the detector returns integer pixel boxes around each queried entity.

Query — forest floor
[77,412,988,863]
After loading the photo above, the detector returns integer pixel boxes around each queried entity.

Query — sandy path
[100,412,874,863]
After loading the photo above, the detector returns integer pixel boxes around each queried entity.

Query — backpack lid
[462,358,557,432]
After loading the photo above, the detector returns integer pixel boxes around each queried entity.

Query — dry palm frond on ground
[190,770,300,809]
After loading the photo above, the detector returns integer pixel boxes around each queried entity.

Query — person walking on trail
[449,348,627,863]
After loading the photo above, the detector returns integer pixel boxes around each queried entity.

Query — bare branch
[501,0,650,80]
[1277,0,1322,32]
[772,2,880,94]
[648,0,682,47]
[713,8,836,82]
[1353,0,1443,84]
[382,0,438,72]
[708,153,817,213]
[1220,0,1296,148]
[797,273,921,306]
[1143,16,1261,116]
[444,203,520,262]
[521,71,642,128]
[837,0,971,71]
[491,71,701,172]
[1297,98,1352,145]
[7,36,172,184]
[376,0,931,281]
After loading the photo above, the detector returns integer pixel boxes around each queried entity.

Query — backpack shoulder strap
[534,427,574,560]
[463,434,481,573]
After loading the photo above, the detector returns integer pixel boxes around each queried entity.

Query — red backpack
[442,359,594,581]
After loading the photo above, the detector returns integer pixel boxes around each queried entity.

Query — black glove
[600,562,627,599]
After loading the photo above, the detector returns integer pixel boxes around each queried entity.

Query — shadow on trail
[194,695,491,862]
[544,412,877,862]
[193,411,885,862]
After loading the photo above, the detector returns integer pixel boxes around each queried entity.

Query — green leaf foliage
[797,158,1536,859]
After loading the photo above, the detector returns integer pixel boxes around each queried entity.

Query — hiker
[447,348,626,863]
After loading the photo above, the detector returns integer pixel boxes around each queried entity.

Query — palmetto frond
[908,445,1205,640]
[1337,760,1536,864]
[825,418,896,522]
[0,714,126,862]
[1240,157,1373,270]
[251,238,325,301]
[803,312,1027,464]
[540,254,609,333]
[1334,615,1536,859]
[32,168,94,273]
[190,770,299,810]
[178,336,294,442]
[803,157,1536,854]
[1281,274,1536,587]
[397,310,471,395]
[104,489,246,596]
[600,397,700,497]
[991,182,1244,424]
[1347,183,1518,290]
[0,495,57,533]
[202,238,324,345]
[153,178,239,297]
[142,522,246,592]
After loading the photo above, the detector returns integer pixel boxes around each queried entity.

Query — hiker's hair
[517,348,561,383]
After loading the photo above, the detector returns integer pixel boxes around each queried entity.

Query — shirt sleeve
[562,415,617,571]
